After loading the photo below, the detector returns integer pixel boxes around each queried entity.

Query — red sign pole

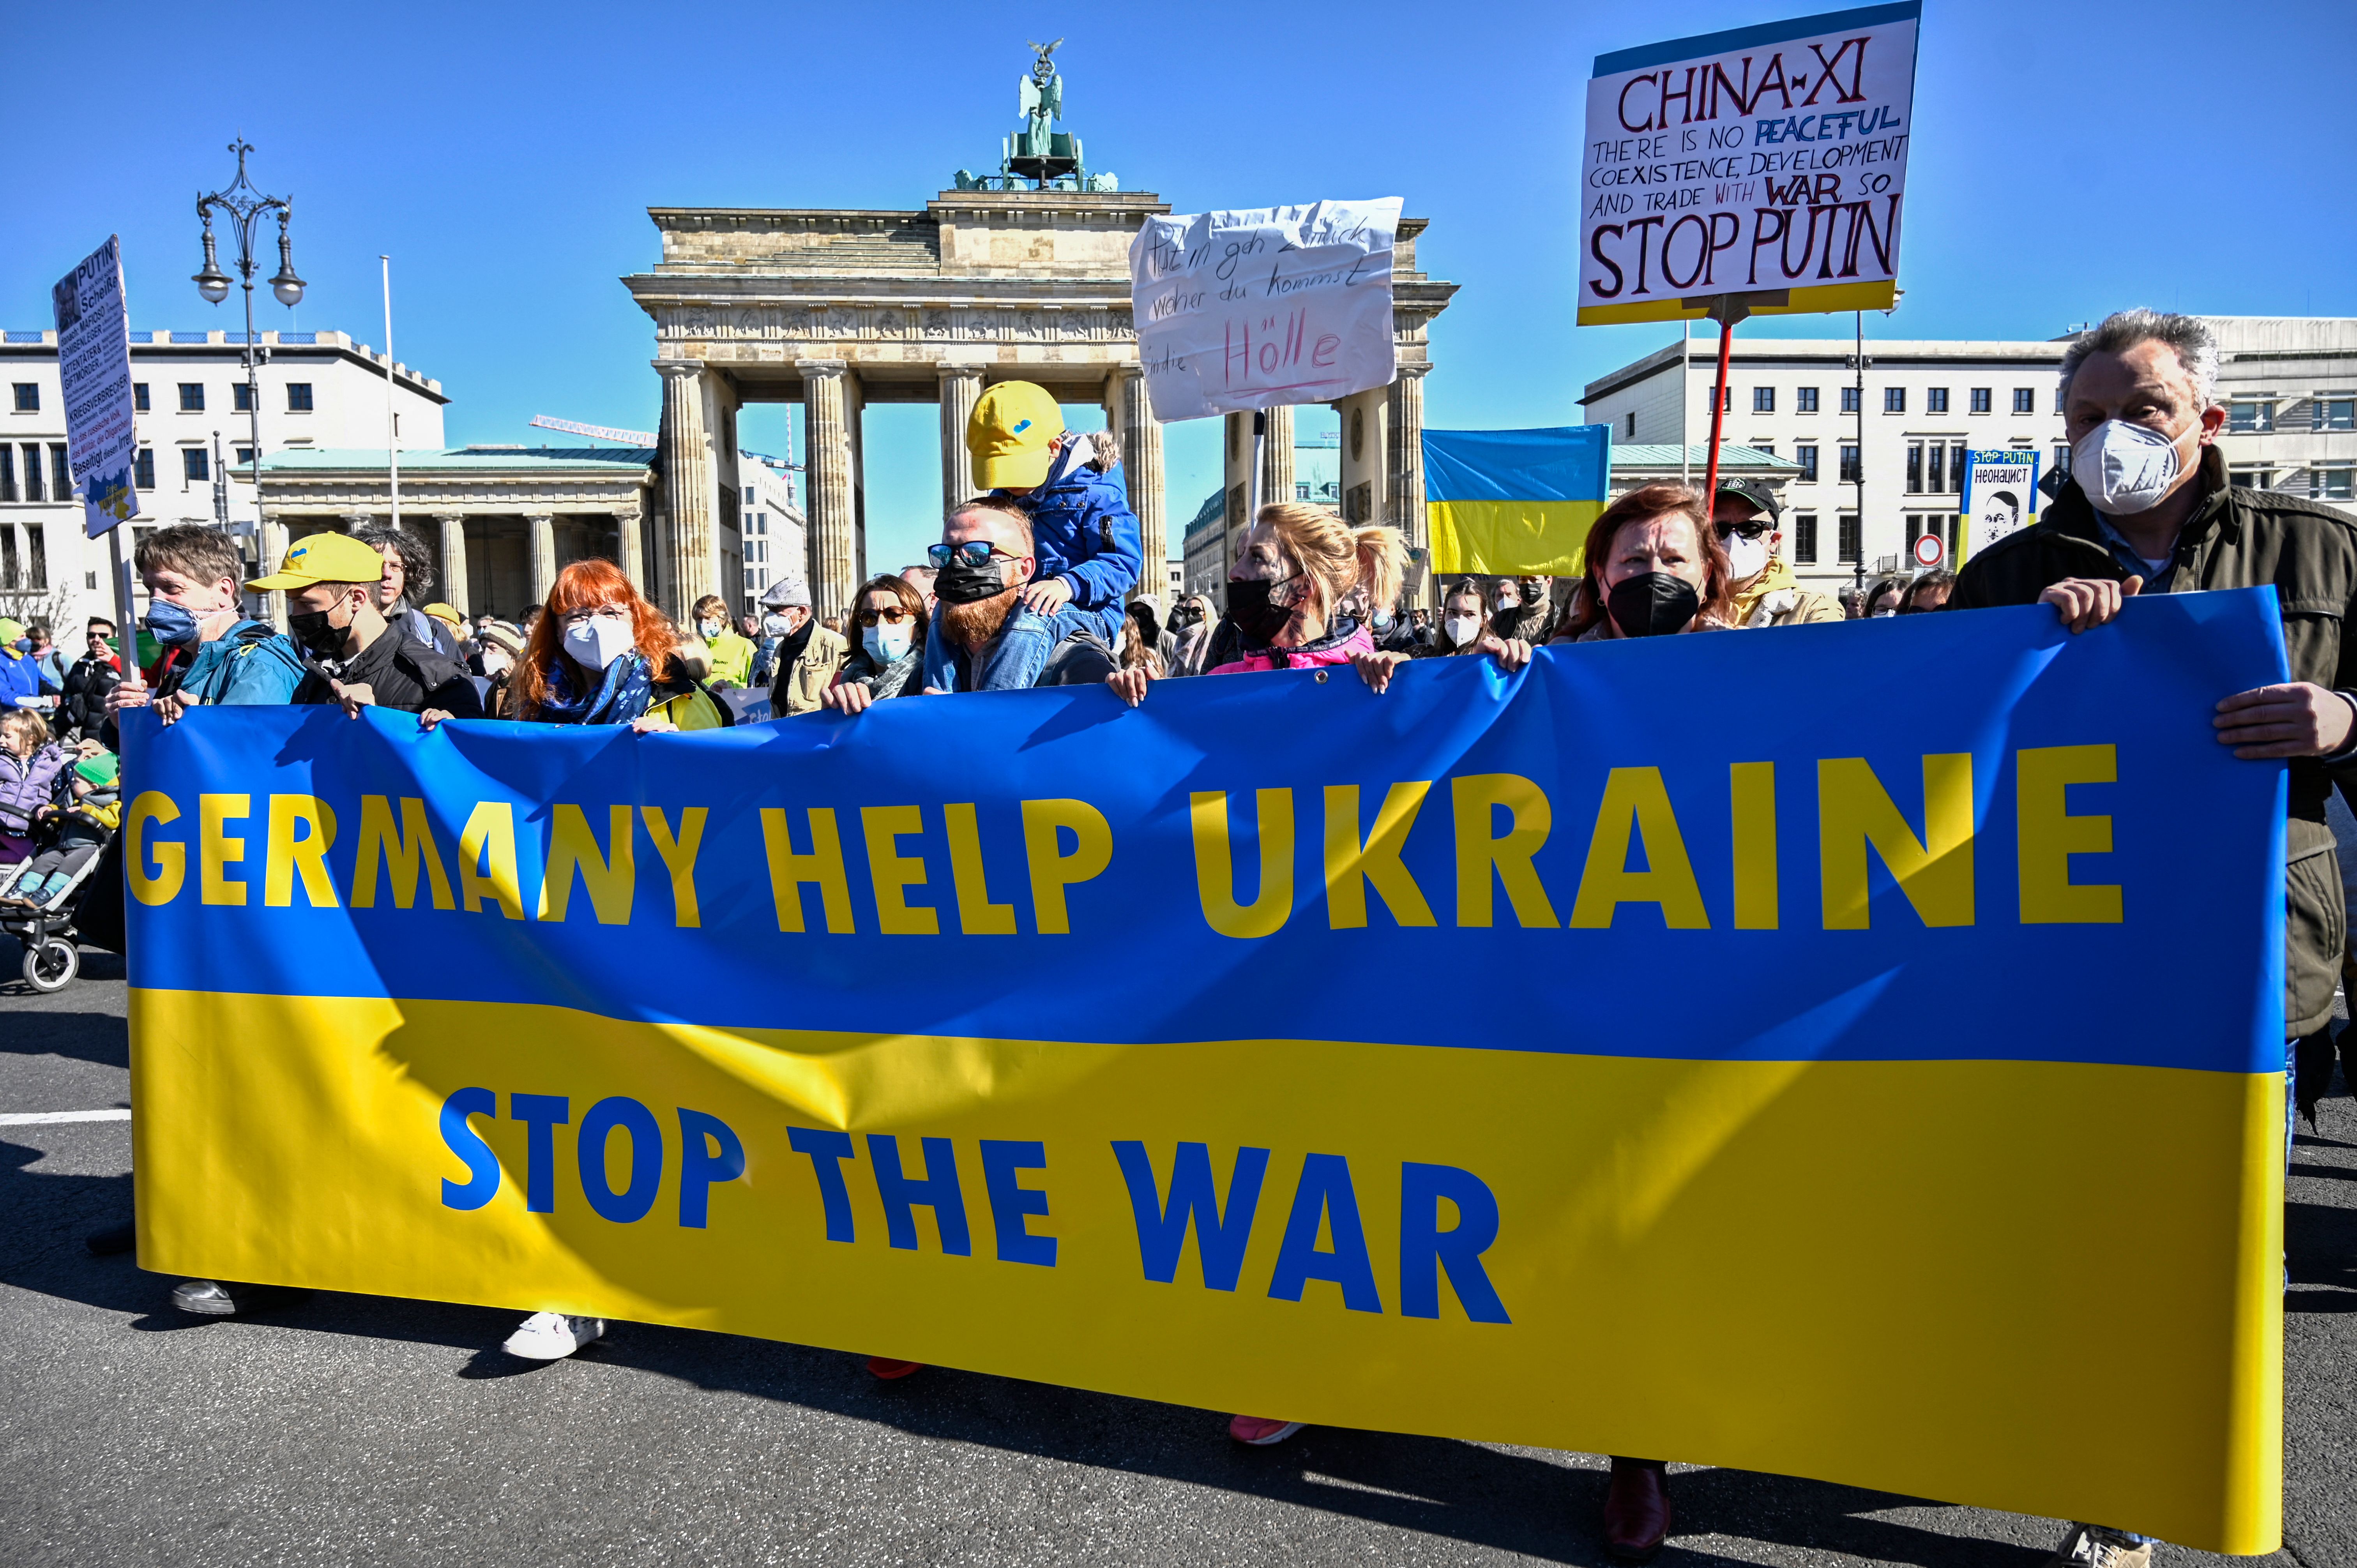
[1701,294,1753,503]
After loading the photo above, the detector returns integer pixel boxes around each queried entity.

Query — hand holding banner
[1129,198,1401,422]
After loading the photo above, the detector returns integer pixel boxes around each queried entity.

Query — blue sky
[6,0,2350,575]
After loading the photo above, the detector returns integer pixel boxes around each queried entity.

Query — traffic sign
[1912,532,1946,570]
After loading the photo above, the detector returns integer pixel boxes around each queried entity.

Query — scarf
[537,650,658,725]
[1730,556,1802,623]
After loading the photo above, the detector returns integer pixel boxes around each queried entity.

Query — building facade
[1582,336,2068,590]
[0,325,444,633]
[2206,318,2357,517]
[735,452,806,605]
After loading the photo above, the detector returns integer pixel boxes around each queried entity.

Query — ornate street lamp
[194,139,302,613]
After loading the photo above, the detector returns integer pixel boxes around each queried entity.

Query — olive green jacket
[772,624,850,717]
[1954,445,2357,1035]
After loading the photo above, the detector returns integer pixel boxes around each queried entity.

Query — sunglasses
[927,540,1021,569]
[857,604,915,627]
[1714,519,1772,541]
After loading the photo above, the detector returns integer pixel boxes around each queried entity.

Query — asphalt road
[2,955,2350,1568]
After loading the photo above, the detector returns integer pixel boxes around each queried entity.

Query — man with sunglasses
[1716,478,1841,629]
[851,500,1114,705]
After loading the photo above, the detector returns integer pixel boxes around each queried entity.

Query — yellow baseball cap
[967,381,1064,490]
[421,601,463,629]
[247,531,387,591]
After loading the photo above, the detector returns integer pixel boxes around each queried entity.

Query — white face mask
[1444,615,1481,646]
[697,619,723,639]
[761,613,793,639]
[562,615,636,671]
[2071,418,2191,516]
[1870,608,1898,619]
[862,623,912,665]
[1722,531,1770,581]
[481,650,512,676]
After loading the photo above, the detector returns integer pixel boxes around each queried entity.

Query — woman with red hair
[508,559,726,735]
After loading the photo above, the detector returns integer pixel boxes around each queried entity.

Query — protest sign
[127,592,2285,1553]
[52,236,142,538]
[1578,3,1921,325]
[1128,199,1401,422]
[1961,447,2043,559]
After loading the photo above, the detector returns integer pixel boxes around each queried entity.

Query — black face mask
[285,606,346,657]
[934,559,1009,605]
[1606,572,1700,639]
[1224,578,1294,644]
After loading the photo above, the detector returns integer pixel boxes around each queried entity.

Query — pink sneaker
[1228,1414,1304,1446]
[866,1357,924,1380]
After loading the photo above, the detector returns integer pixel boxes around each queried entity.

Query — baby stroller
[0,769,119,993]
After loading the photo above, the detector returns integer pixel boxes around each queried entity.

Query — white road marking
[0,1109,131,1125]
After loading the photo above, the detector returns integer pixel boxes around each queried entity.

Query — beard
[942,586,1019,649]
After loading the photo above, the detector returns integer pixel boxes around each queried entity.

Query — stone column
[614,499,644,592]
[1386,364,1432,607]
[339,509,373,533]
[799,359,856,618]
[845,368,868,586]
[1335,388,1389,528]
[1106,365,1166,594]
[1259,404,1296,512]
[526,514,557,607]
[435,514,469,616]
[255,510,288,629]
[937,362,984,516]
[657,360,715,621]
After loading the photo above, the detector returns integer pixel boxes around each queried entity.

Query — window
[25,523,43,590]
[134,448,154,491]
[1753,387,1775,413]
[178,383,204,412]
[2012,388,2036,415]
[2228,400,2274,433]
[1795,443,1819,482]
[183,448,209,483]
[2230,467,2272,490]
[1927,388,1950,414]
[233,383,253,412]
[134,383,150,412]
[1841,386,1861,414]
[234,446,255,467]
[1906,441,1924,493]
[49,445,69,499]
[1928,442,1947,494]
[2053,441,2071,477]
[285,382,313,412]
[1952,443,1967,492]
[1797,387,1820,413]
[2316,467,2354,501]
[12,383,37,412]
[1839,443,1862,483]
[0,529,14,589]
[2315,398,2355,432]
[1884,387,1906,413]
[1792,512,1818,564]
[0,446,13,502]
[20,443,40,501]
[1625,411,1636,438]
[743,486,757,507]
[1703,385,1731,413]
[1970,388,1992,414]
[1838,512,1861,563]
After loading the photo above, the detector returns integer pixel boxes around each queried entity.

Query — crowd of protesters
[22,314,2356,1568]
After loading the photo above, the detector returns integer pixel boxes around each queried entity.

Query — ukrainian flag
[1424,425,1611,577]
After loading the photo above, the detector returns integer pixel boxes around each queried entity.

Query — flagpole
[381,254,399,529]
[1680,318,1691,490]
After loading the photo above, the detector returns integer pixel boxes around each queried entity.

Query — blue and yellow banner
[126,592,2286,1553]
[1424,425,1611,577]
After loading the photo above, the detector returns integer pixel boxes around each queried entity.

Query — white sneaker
[2046,1524,2153,1568]
[501,1311,606,1361]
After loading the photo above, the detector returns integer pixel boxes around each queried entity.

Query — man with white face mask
[1715,479,1842,628]
[1954,307,2357,1568]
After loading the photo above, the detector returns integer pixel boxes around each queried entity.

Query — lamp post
[193,138,304,621]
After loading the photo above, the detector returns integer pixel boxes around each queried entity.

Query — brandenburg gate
[623,46,1456,619]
